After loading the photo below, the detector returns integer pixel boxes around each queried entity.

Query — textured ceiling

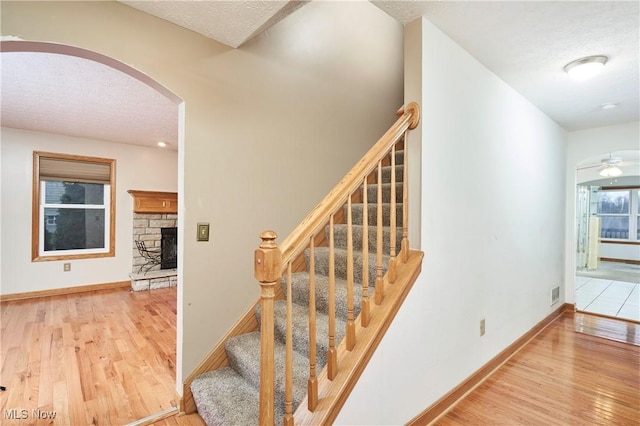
[1,1,638,153]
[119,0,306,48]
[1,50,179,149]
[372,1,639,131]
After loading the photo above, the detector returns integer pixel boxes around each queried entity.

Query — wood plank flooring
[434,313,640,426]
[2,287,638,426]
[1,287,178,425]
[152,412,205,426]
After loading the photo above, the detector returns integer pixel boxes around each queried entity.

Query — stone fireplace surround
[128,190,178,291]
[130,212,177,290]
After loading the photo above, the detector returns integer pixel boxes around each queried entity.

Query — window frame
[32,151,116,262]
[597,186,640,245]
[637,190,640,241]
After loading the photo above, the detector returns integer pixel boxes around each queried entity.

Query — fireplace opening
[161,227,177,269]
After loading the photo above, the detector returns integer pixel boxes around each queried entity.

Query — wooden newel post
[254,230,282,426]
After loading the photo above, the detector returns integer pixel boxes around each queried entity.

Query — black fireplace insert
[161,227,178,269]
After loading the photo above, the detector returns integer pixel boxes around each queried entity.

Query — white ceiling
[1,50,179,149]
[119,0,306,49]
[1,1,638,151]
[373,0,639,131]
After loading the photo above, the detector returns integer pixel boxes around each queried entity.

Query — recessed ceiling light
[601,103,618,110]
[563,55,607,80]
[157,141,167,148]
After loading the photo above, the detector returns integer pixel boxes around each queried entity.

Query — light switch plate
[197,223,210,241]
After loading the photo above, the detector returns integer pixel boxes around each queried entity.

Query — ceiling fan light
[599,165,622,177]
[564,55,607,80]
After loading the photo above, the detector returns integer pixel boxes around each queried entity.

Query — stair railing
[254,102,420,424]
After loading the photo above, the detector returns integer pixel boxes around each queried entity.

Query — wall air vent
[551,286,560,306]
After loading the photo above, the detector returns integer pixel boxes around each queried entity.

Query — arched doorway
[0,40,184,423]
[574,150,640,322]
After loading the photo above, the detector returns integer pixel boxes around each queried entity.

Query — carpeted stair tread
[190,367,280,426]
[306,246,388,288]
[284,271,364,320]
[381,164,403,182]
[348,202,404,227]
[392,149,404,165]
[362,182,404,203]
[225,331,309,412]
[331,223,402,254]
[271,299,346,369]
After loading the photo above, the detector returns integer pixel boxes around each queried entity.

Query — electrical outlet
[63,263,71,272]
[480,318,486,336]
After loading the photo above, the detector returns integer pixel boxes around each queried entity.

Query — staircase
[185,103,422,425]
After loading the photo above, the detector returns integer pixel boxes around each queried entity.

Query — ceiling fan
[577,153,639,177]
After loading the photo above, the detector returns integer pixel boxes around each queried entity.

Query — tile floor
[575,275,640,322]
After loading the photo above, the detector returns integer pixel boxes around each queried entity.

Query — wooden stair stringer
[293,249,424,425]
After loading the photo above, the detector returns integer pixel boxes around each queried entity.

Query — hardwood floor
[151,412,205,426]
[3,287,638,426]
[1,286,178,425]
[433,313,640,426]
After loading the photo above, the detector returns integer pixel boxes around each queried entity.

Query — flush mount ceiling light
[564,55,608,80]
[599,156,623,177]
[157,141,167,148]
[601,102,618,110]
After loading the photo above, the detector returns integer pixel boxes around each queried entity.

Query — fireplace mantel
[128,190,177,214]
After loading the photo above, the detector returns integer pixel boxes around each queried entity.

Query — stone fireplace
[128,190,178,291]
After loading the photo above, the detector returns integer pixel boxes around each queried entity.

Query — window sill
[32,251,115,262]
[599,240,640,246]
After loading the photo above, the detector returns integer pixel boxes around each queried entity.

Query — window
[596,188,640,242]
[637,190,640,240]
[33,152,116,261]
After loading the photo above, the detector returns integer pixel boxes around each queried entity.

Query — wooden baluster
[388,145,397,283]
[284,263,293,426]
[401,131,410,263]
[346,194,355,351]
[327,215,337,380]
[307,237,318,411]
[375,161,385,305]
[254,230,281,426]
[361,177,370,327]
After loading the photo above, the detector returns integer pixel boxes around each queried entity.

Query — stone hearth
[130,268,177,291]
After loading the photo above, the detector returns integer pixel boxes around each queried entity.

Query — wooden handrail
[278,102,420,269]
[255,102,420,424]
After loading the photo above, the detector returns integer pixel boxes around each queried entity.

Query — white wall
[337,18,567,424]
[565,121,640,300]
[1,0,404,387]
[0,128,178,294]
